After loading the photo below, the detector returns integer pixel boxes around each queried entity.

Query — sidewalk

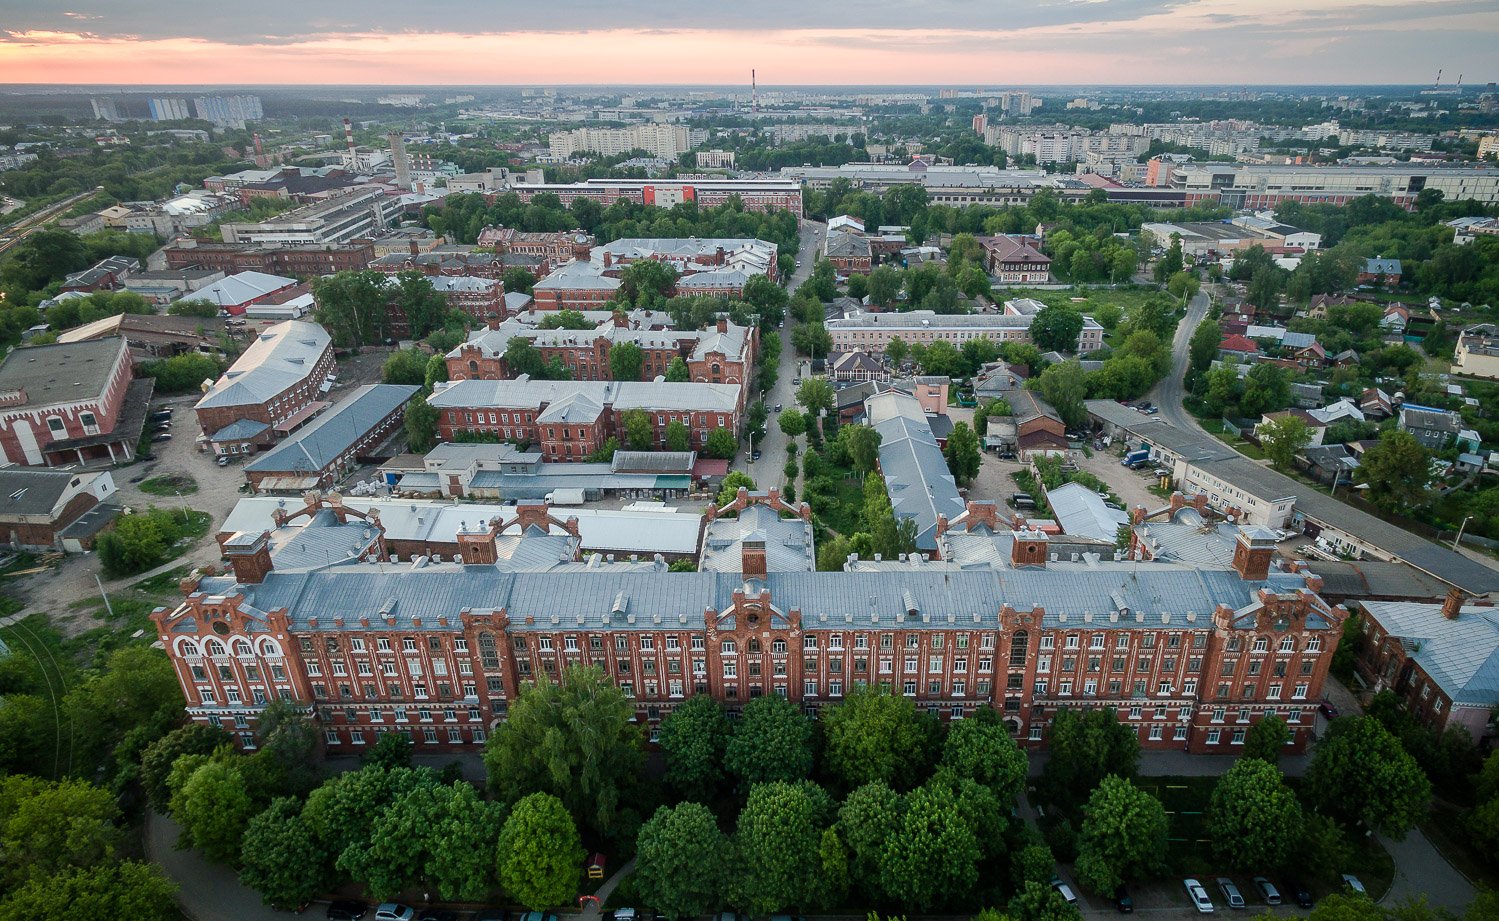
[1027,748,1311,778]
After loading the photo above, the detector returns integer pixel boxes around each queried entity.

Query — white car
[1185,878,1215,913]
[1049,876,1077,905]
[1342,874,1366,895]
[374,905,414,921]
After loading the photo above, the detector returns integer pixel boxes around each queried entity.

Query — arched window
[1009,630,1029,668]
[748,638,761,654]
[233,639,253,657]
[256,637,283,658]
[205,638,226,657]
[176,638,201,658]
[468,360,478,375]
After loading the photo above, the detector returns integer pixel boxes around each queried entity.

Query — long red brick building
[152,495,1344,755]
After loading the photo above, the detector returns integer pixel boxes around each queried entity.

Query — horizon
[0,0,1495,86]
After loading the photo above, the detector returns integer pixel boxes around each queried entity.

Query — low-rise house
[1257,409,1328,447]
[243,384,418,492]
[1011,390,1068,459]
[1358,257,1402,287]
[824,231,873,274]
[1381,304,1411,333]
[0,467,119,551]
[58,256,139,294]
[55,313,225,361]
[826,351,890,383]
[1329,349,1360,369]
[1360,388,1394,419]
[1454,324,1499,380]
[1398,405,1462,450]
[1356,593,1499,743]
[1299,443,1358,485]
[187,271,300,316]
[121,268,227,305]
[0,337,150,467]
[1217,334,1260,361]
[978,235,1051,283]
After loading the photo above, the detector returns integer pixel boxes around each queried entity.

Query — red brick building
[447,316,753,385]
[164,241,375,276]
[502,179,803,216]
[194,321,335,447]
[978,235,1051,284]
[0,337,150,466]
[428,378,743,461]
[152,514,1341,755]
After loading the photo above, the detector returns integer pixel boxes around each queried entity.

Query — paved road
[734,219,825,494]
[1152,288,1213,434]
[147,813,288,921]
[1381,827,1475,912]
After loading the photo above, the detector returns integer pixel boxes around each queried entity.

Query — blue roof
[209,418,271,442]
[867,391,964,552]
[246,384,418,475]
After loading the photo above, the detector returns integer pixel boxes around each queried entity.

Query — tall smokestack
[343,118,356,167]
[388,131,411,189]
[253,133,263,157]
[752,69,758,112]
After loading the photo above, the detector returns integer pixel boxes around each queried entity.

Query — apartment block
[827,309,1104,354]
[219,188,404,245]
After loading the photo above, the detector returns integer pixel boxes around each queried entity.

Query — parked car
[1319,699,1340,719]
[151,433,172,442]
[327,902,369,921]
[1342,874,1366,895]
[374,905,415,921]
[774,403,783,412]
[1114,884,1134,913]
[612,910,638,921]
[216,454,231,467]
[751,449,762,460]
[1285,880,1314,908]
[1216,878,1245,909]
[1184,879,1215,913]
[1050,876,1078,905]
[1252,877,1281,905]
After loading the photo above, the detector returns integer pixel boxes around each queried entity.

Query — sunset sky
[0,0,1494,85]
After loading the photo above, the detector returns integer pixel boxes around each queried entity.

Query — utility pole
[1453,515,1474,550]
[94,572,114,619]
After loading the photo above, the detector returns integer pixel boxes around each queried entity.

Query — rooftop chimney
[1442,587,1466,620]
[223,531,274,584]
[1232,529,1276,582]
[1011,530,1048,568]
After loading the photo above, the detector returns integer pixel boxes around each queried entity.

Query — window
[905,635,919,649]
[804,635,819,650]
[1293,683,1308,699]
[902,681,916,696]
[1212,707,1225,723]
[1231,729,1246,744]
[1252,637,1269,653]
[1207,729,1221,745]
[721,639,737,654]
[1174,725,1188,741]
[1064,634,1080,649]
[928,657,944,674]
[1060,680,1073,696]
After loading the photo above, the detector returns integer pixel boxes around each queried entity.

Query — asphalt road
[1152,288,1213,433]
[733,219,825,493]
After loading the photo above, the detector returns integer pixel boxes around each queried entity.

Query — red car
[1318,699,1339,719]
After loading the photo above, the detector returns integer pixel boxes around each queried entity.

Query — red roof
[1218,334,1259,352]
[692,458,730,479]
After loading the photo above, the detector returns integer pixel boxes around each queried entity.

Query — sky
[0,0,1494,86]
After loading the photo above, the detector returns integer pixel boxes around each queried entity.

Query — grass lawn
[138,474,198,496]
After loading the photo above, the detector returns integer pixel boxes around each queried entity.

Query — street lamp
[1453,515,1475,551]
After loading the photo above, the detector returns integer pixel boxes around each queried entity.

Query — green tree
[840,424,883,476]
[1154,235,1184,282]
[880,781,982,910]
[743,273,789,327]
[504,336,546,377]
[139,352,222,394]
[779,408,808,439]
[362,731,414,770]
[390,270,452,339]
[1242,715,1291,764]
[502,266,536,296]
[352,779,504,902]
[1166,270,1200,302]
[1188,317,1222,379]
[483,665,644,838]
[1035,360,1089,430]
[1031,306,1085,352]
[1074,776,1168,895]
[63,645,183,784]
[1259,414,1312,472]
[885,335,909,368]
[238,797,331,910]
[1207,758,1304,871]
[944,421,982,486]
[0,776,122,888]
[868,265,903,309]
[822,685,937,791]
[168,748,256,864]
[958,263,993,300]
[837,780,902,900]
[797,376,836,415]
[1041,708,1140,808]
[139,723,233,814]
[665,419,691,452]
[1358,430,1434,514]
[942,710,1029,802]
[724,694,814,789]
[621,407,655,451]
[610,340,644,381]
[620,260,679,304]
[704,427,738,459]
[791,321,832,358]
[732,781,834,915]
[496,792,585,910]
[665,356,690,382]
[1008,880,1083,921]
[312,270,390,348]
[302,766,430,885]
[94,510,172,576]
[404,393,439,453]
[658,694,730,802]
[1239,363,1292,417]
[0,860,177,921]
[716,471,756,506]
[246,698,322,800]
[635,803,730,920]
[424,353,449,389]
[381,348,428,385]
[1304,716,1431,837]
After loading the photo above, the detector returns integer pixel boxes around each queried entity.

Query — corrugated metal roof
[869,391,964,552]
[1361,601,1499,706]
[197,320,331,409]
[246,384,418,475]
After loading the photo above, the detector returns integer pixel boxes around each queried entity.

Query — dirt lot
[1073,444,1170,515]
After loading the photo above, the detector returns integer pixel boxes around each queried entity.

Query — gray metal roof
[1360,601,1499,707]
[197,321,331,409]
[430,378,742,413]
[0,337,126,409]
[700,504,815,574]
[1086,400,1499,594]
[0,467,95,518]
[208,419,271,442]
[245,384,418,474]
[1049,482,1128,543]
[869,391,964,552]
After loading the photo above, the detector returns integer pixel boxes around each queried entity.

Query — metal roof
[700,504,815,574]
[245,384,418,475]
[0,337,126,409]
[430,378,742,413]
[0,468,100,518]
[1049,483,1129,543]
[869,391,964,552]
[189,270,295,307]
[1360,601,1499,707]
[197,320,331,409]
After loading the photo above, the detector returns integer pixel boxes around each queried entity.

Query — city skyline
[0,0,1495,86]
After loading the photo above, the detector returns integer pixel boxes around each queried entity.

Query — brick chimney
[409,239,420,256]
[1011,530,1048,568]
[223,531,273,584]
[1232,529,1276,582]
[964,500,998,531]
[1192,493,1209,512]
[514,502,553,535]
[742,538,768,579]
[716,317,728,334]
[612,310,629,328]
[457,523,498,565]
[1169,491,1187,515]
[1131,505,1148,525]
[1442,587,1466,620]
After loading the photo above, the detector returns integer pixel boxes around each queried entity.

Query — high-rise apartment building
[193,94,264,129]
[549,125,706,159]
[148,97,191,121]
[90,97,123,122]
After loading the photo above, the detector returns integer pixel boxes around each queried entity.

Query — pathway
[1380,827,1475,912]
[146,813,288,921]
[579,858,637,921]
